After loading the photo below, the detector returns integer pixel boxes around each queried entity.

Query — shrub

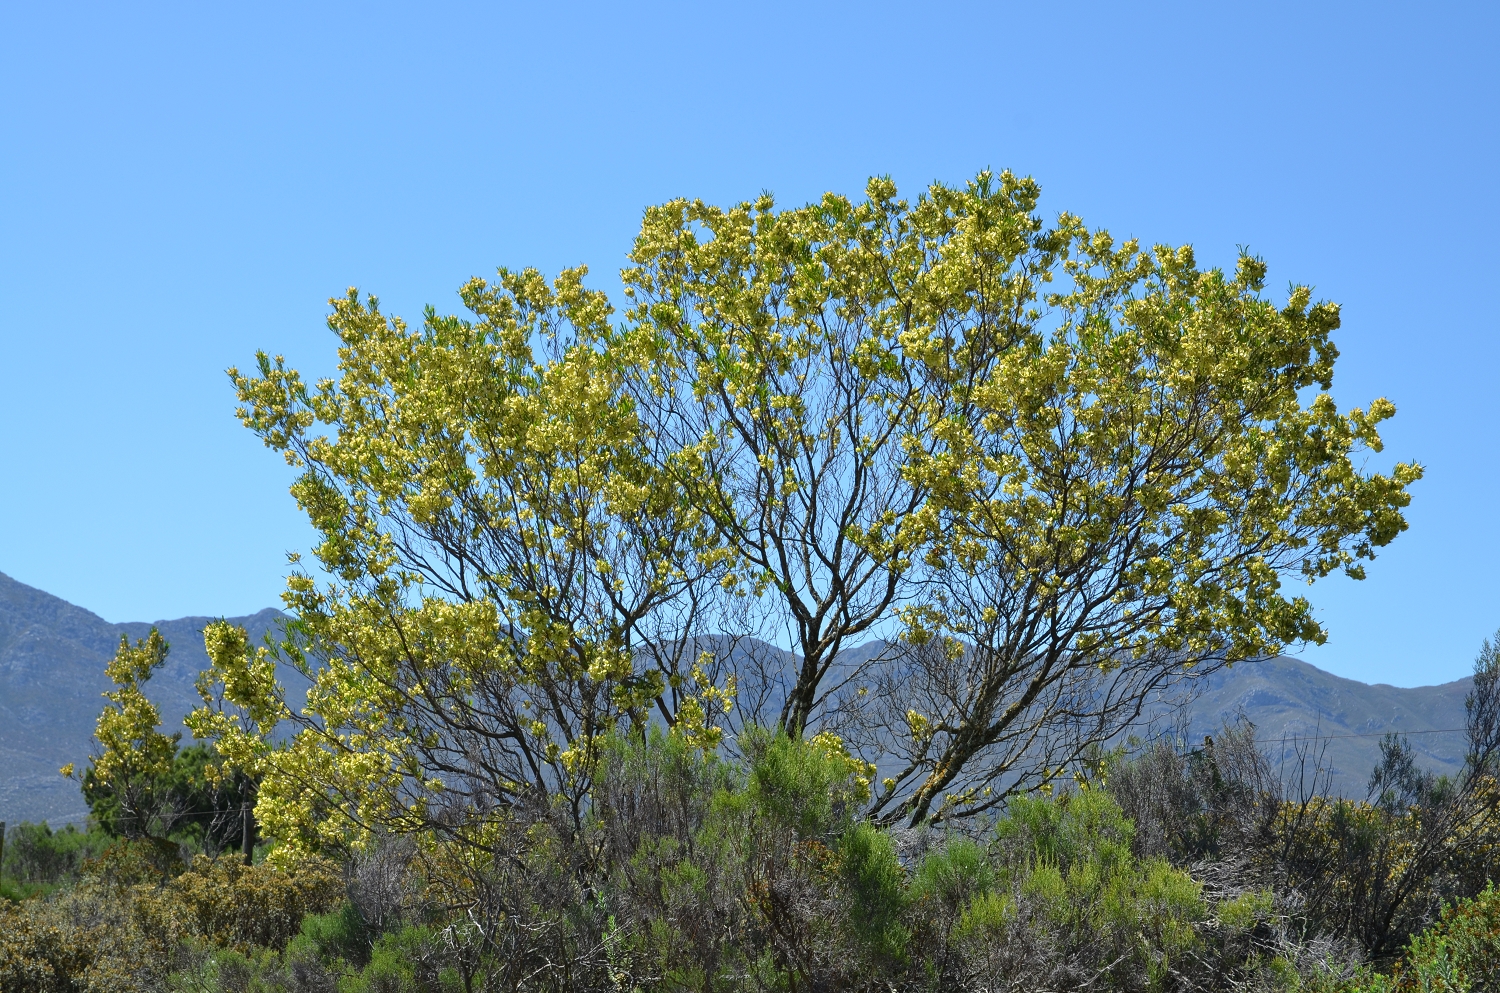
[1,821,114,890]
[157,855,343,952]
[974,790,1209,988]
[12,721,1495,992]
[0,852,342,993]
[0,901,91,993]
[837,821,908,962]
[1106,636,1500,968]
[1391,882,1500,992]
[291,903,369,967]
[343,927,447,993]
[595,726,891,991]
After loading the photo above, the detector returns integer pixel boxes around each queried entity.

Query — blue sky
[1,2,1495,686]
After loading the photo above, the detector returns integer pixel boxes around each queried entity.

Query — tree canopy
[206,170,1420,855]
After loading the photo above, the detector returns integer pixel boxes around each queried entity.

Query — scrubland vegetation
[6,171,1494,990]
[5,705,1500,991]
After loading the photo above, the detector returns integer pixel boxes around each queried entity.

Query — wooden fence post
[241,804,253,865]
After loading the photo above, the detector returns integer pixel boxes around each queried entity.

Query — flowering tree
[203,171,1419,851]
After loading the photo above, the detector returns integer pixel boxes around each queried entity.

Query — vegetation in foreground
[5,697,1500,991]
[4,170,1490,990]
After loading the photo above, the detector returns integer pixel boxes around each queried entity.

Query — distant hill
[0,571,1478,825]
[1165,655,1474,798]
[819,644,1474,800]
[0,571,283,825]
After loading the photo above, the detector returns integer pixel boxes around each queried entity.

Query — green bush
[12,725,1497,992]
[1391,882,1500,992]
[995,790,1208,985]
[741,727,866,837]
[291,902,370,967]
[997,787,1137,873]
[837,821,908,961]
[338,927,447,993]
[1,821,113,891]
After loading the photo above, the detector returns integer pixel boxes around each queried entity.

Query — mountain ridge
[1169,654,1473,797]
[0,571,1476,824]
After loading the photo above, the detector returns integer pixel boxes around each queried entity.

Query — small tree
[72,629,256,855]
[70,630,183,841]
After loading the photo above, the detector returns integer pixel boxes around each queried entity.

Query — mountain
[0,571,1479,825]
[0,571,283,825]
[1166,655,1474,798]
[812,643,1474,799]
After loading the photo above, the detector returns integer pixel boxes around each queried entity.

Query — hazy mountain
[0,571,1478,826]
[809,643,1474,799]
[0,571,283,825]
[1165,655,1474,798]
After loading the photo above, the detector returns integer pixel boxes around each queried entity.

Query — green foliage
[997,789,1137,872]
[1217,888,1276,934]
[291,902,369,966]
[599,727,887,989]
[986,790,1209,986]
[1389,882,1500,992]
[81,834,187,885]
[740,726,870,837]
[167,944,286,993]
[837,822,908,961]
[912,837,995,912]
[344,926,453,993]
[592,729,1366,990]
[0,902,91,993]
[13,724,1500,991]
[1,821,113,894]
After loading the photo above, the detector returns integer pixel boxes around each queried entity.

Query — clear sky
[1,2,1495,686]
